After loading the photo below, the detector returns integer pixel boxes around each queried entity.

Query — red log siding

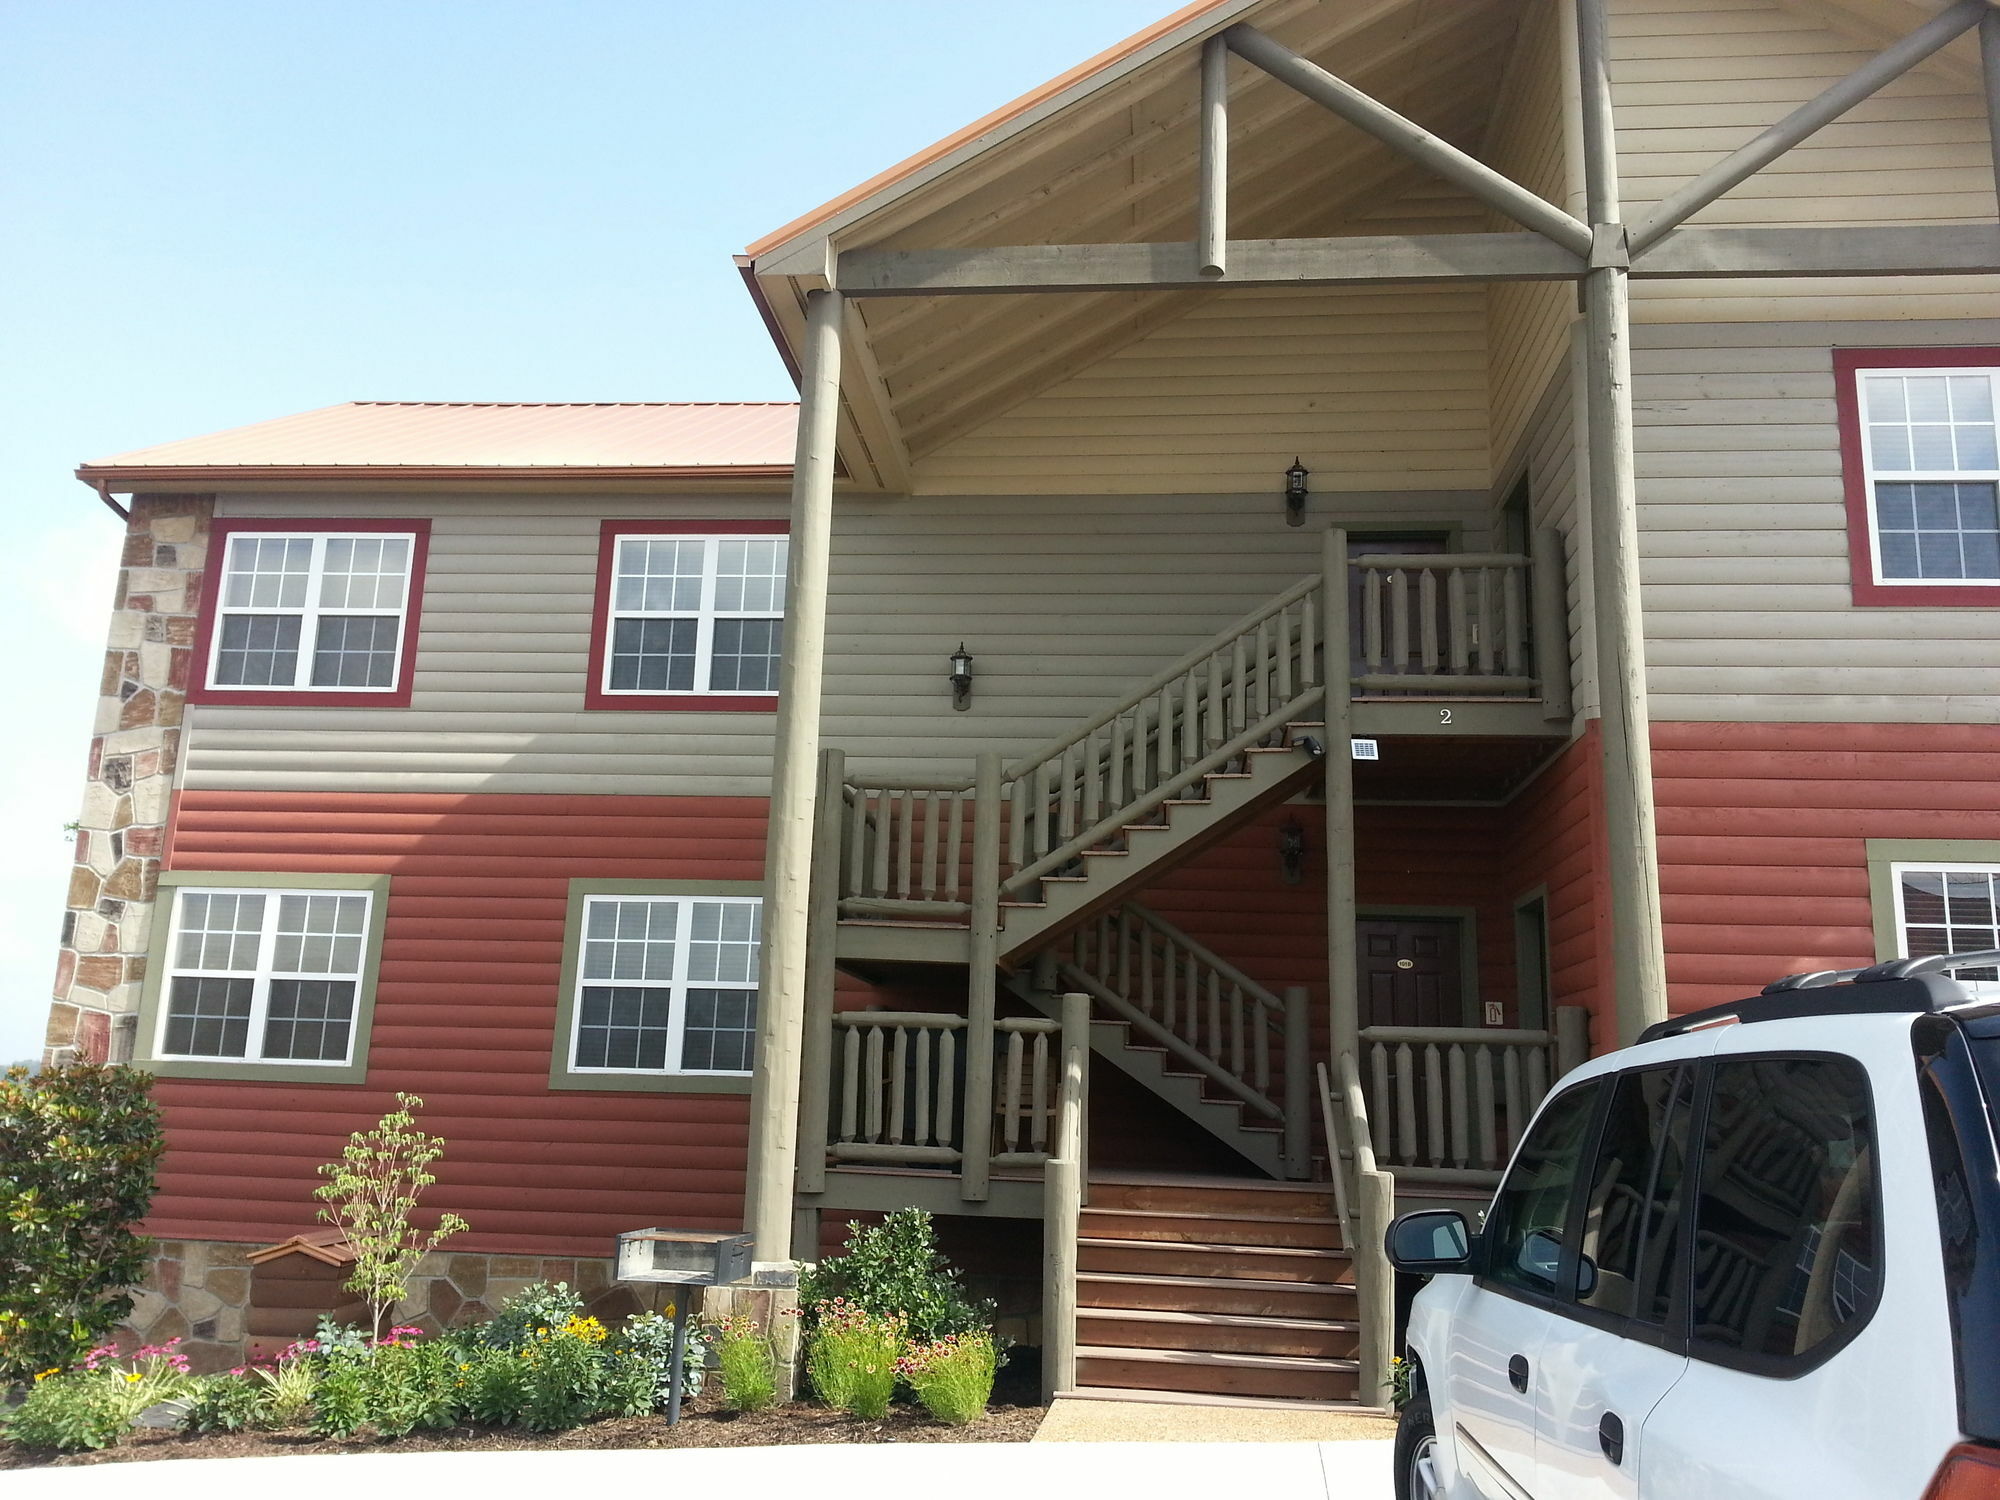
[1502,724,1610,1039]
[155,791,770,1256]
[1655,721,2000,1015]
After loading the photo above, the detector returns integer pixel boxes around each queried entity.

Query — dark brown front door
[1358,917,1463,1028]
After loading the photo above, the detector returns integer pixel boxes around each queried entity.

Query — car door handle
[1507,1354,1529,1393]
[1600,1411,1625,1466]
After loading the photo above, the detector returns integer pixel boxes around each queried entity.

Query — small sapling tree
[314,1092,468,1340]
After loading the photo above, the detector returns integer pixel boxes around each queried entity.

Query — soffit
[750,0,1530,472]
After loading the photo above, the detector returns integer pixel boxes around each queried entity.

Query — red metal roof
[80,401,799,481]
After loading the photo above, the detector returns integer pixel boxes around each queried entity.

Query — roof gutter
[737,257,804,387]
[75,462,795,488]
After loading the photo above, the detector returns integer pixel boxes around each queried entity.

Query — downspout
[87,477,130,521]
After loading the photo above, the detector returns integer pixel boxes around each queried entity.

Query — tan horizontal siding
[1613,0,1998,322]
[1632,319,2000,725]
[913,283,1493,496]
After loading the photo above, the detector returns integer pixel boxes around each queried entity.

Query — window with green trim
[1892,863,2000,992]
[567,893,761,1078]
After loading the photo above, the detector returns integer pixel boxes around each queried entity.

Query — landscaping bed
[2,1392,1046,1467]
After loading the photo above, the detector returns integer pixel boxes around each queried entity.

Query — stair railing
[1002,577,1328,893]
[1351,553,1536,694]
[1325,1051,1396,1411]
[826,1011,966,1167]
[1059,903,1313,1177]
[1360,1005,1591,1184]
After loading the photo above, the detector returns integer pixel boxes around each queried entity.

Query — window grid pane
[1864,370,2000,584]
[215,615,302,686]
[604,534,785,695]
[569,896,759,1075]
[159,887,372,1067]
[1901,867,2000,982]
[208,533,414,691]
[310,615,401,688]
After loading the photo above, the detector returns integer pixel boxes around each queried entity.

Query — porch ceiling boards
[747,0,1529,488]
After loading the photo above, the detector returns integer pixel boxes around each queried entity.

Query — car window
[1483,1079,1602,1298]
[1572,1065,1693,1325]
[1689,1054,1880,1368]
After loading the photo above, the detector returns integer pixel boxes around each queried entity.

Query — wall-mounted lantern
[1278,817,1308,885]
[949,643,975,711]
[615,1228,755,1423]
[1284,458,1310,528]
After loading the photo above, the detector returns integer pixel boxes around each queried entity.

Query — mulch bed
[1,1393,1047,1468]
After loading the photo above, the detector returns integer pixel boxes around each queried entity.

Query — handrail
[1316,1060,1355,1234]
[1057,960,1281,1118]
[1004,684,1325,893]
[1360,1024,1552,1046]
[1123,902,1287,1016]
[1336,1048,1395,1411]
[1337,1049,1381,1178]
[1001,573,1322,781]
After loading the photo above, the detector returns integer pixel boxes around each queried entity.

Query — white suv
[1387,950,2000,1500]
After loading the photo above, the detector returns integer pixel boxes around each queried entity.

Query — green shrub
[248,1341,322,1425]
[712,1314,777,1412]
[3,1372,131,1452]
[899,1330,998,1425]
[806,1302,902,1420]
[181,1374,268,1435]
[478,1281,585,1350]
[608,1308,708,1408]
[0,1063,163,1380]
[799,1209,989,1343]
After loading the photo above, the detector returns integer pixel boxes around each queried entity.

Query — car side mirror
[1386,1209,1473,1275]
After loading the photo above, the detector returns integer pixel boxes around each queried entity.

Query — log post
[1576,0,1669,1045]
[1041,991,1089,1402]
[1555,1003,1592,1078]
[1324,528,1360,1064]
[1283,986,1311,1180]
[743,287,842,1262]
[794,747,844,1198]
[963,751,1003,1201]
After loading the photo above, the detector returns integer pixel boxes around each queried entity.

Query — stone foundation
[45,494,214,1069]
[120,1238,789,1375]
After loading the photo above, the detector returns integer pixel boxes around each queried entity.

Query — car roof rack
[1637,948,2000,1044]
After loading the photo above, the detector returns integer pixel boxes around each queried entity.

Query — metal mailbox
[614,1227,754,1287]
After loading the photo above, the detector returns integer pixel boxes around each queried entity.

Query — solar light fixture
[1284,458,1309,527]
[614,1228,755,1425]
[949,643,975,711]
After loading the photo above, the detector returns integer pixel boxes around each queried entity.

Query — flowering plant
[712,1313,777,1412]
[806,1299,903,1420]
[4,1338,195,1452]
[898,1328,998,1425]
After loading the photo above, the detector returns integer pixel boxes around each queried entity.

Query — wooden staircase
[1066,1175,1374,1409]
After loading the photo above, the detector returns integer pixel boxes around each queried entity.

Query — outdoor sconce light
[1284,457,1310,528]
[614,1228,755,1424]
[1278,817,1308,886]
[949,643,974,711]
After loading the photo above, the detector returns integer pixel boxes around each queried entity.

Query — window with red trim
[585,520,788,711]
[1836,348,2000,607]
[189,519,430,708]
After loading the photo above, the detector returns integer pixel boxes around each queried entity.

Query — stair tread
[1081,1206,1341,1229]
[1079,1237,1348,1260]
[1077,1307,1358,1334]
[1058,1385,1384,1414]
[1077,1271,1351,1296]
[1077,1344,1359,1373]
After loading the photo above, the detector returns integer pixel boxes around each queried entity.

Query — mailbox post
[614,1229,755,1425]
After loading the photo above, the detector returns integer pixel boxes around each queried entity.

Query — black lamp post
[1284,458,1310,528]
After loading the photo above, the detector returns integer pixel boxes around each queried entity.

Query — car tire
[1394,1392,1442,1500]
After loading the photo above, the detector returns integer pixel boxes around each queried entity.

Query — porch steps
[1069,1176,1369,1408]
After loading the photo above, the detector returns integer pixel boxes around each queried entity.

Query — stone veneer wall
[122,1240,798,1378]
[45,494,212,1067]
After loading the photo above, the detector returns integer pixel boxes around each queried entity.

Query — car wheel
[1394,1392,1442,1500]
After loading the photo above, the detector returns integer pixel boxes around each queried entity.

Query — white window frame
[1853,365,2000,587]
[205,531,417,693]
[566,893,761,1077]
[1889,860,2000,999]
[154,885,374,1067]
[599,533,787,698]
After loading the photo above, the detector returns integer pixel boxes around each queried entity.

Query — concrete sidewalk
[6,1440,1396,1498]
[1036,1395,1397,1444]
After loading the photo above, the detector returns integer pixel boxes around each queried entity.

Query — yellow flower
[126,1373,142,1383]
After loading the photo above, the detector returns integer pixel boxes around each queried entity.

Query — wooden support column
[1983,8,2000,215]
[1040,991,1088,1403]
[1577,0,1669,1045]
[962,750,1003,1202]
[1323,528,1360,1064]
[743,287,843,1262]
[794,747,844,1198]
[1198,35,1229,277]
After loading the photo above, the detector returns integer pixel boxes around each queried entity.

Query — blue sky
[0,0,1168,1063]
